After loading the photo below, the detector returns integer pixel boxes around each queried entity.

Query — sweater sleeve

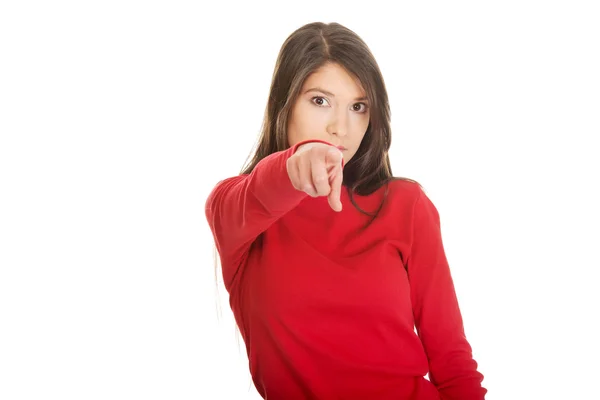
[204,139,337,292]
[406,188,487,400]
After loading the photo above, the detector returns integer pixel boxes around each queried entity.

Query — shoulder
[389,178,444,227]
[384,177,440,217]
[387,177,425,203]
[205,174,248,208]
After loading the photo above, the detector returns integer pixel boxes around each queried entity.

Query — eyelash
[311,96,369,113]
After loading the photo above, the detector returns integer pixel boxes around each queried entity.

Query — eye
[311,96,330,107]
[353,103,368,113]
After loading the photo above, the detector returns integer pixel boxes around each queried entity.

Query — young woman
[205,22,487,400]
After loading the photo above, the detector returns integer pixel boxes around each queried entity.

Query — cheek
[287,119,311,147]
[288,106,322,145]
[356,112,370,130]
[351,115,369,140]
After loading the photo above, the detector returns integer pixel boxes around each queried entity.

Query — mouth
[336,146,348,151]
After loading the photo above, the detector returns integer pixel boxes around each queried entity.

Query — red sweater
[205,140,487,400]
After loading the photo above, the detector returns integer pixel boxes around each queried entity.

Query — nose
[327,111,349,137]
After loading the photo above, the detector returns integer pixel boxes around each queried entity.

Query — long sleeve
[406,188,487,400]
[204,139,335,292]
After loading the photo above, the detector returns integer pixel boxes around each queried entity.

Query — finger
[298,157,318,197]
[310,156,330,197]
[327,162,343,212]
[325,147,343,169]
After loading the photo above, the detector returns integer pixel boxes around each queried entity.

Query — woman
[205,21,487,400]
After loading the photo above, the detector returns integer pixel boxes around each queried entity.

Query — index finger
[326,148,343,212]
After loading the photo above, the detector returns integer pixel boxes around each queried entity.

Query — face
[287,62,370,163]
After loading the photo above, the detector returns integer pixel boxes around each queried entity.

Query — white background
[1,1,599,399]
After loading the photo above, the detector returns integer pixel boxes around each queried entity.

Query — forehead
[302,63,366,97]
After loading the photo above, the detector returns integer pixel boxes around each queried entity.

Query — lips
[336,146,347,151]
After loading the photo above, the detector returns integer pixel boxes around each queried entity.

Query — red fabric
[205,140,487,400]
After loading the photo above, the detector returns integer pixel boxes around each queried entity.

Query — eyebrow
[304,87,368,102]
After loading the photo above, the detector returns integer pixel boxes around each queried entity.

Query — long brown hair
[241,22,420,223]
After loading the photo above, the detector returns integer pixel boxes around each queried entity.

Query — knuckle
[314,174,326,183]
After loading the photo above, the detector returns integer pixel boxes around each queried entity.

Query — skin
[286,62,370,212]
[287,62,371,164]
